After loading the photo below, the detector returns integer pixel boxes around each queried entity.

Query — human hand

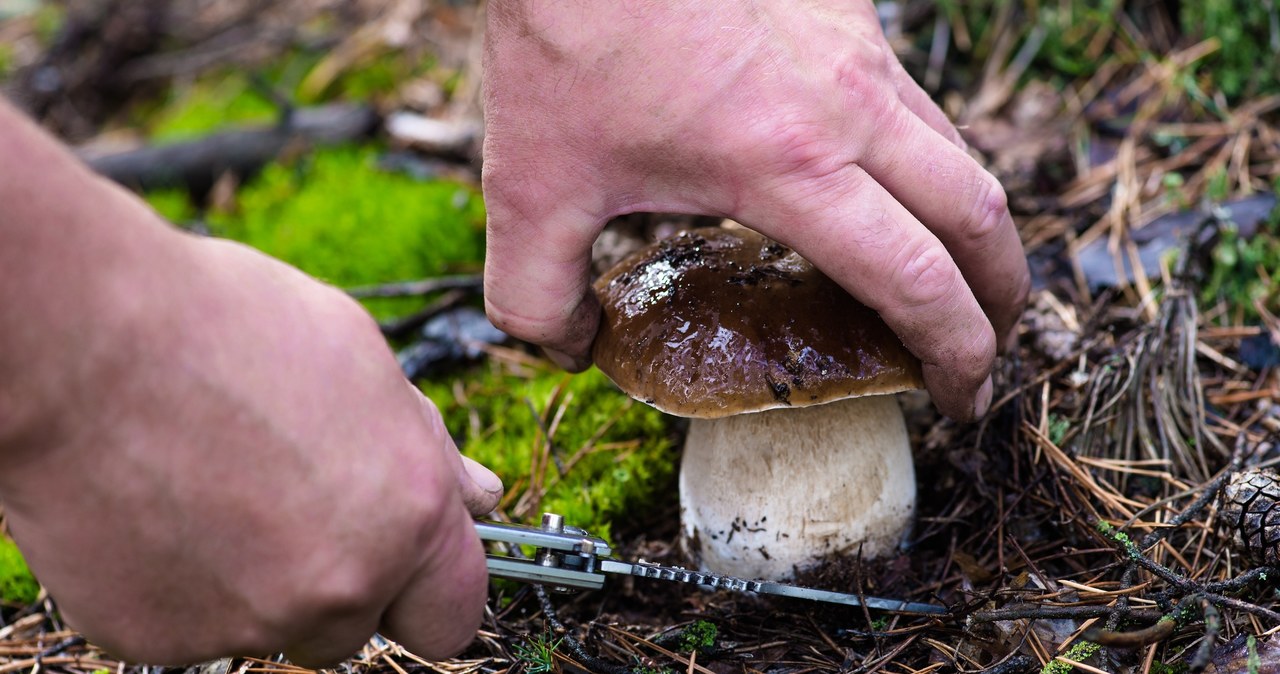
[0,229,502,665]
[481,0,1030,421]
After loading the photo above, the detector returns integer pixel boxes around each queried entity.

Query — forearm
[0,98,182,459]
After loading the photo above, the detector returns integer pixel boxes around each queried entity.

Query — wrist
[0,99,191,472]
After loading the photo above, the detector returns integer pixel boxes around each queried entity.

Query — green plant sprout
[1202,218,1280,319]
[512,630,562,674]
[1047,413,1072,446]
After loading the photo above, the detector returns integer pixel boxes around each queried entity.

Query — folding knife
[476,513,946,615]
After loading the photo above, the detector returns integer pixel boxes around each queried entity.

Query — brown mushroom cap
[592,226,924,418]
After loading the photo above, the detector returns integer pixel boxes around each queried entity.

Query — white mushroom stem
[679,394,915,581]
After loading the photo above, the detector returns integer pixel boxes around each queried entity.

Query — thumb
[456,455,504,517]
[481,168,606,370]
[410,384,503,516]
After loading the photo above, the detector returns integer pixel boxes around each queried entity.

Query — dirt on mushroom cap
[591,226,924,418]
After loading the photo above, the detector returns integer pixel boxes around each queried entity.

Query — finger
[379,496,488,660]
[481,169,604,370]
[890,64,967,150]
[410,387,503,516]
[284,613,381,669]
[744,164,997,421]
[457,455,503,516]
[853,107,1029,352]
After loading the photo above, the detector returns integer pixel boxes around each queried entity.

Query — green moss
[206,145,485,319]
[421,365,678,539]
[1041,641,1101,674]
[146,74,278,142]
[0,536,40,606]
[1147,661,1188,674]
[144,189,198,225]
[677,620,718,654]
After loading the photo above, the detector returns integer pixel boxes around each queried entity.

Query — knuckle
[832,49,908,143]
[484,289,596,354]
[747,117,838,179]
[965,176,1012,245]
[483,295,556,344]
[835,42,894,88]
[892,239,959,312]
[296,560,387,620]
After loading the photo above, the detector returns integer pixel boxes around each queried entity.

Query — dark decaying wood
[78,103,380,197]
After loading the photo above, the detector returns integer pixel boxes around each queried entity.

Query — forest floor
[1,1,1280,673]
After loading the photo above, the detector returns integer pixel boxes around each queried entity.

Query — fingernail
[973,376,994,419]
[461,456,504,495]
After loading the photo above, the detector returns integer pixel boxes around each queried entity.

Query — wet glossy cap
[592,227,923,418]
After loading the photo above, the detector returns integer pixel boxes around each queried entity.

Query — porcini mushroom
[592,226,923,580]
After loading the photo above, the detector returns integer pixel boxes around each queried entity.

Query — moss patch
[144,188,198,224]
[144,73,279,142]
[0,536,39,606]
[421,365,678,540]
[205,145,485,319]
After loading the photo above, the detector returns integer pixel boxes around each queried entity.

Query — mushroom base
[679,395,916,580]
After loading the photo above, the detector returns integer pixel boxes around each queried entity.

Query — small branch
[345,274,482,299]
[378,288,469,340]
[1096,521,1198,592]
[80,103,379,194]
[979,654,1037,674]
[1200,592,1280,623]
[1189,601,1220,673]
[969,604,1165,623]
[1085,616,1176,648]
[1084,594,1199,648]
[1202,566,1277,594]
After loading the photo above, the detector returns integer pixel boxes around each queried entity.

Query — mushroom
[592,226,924,580]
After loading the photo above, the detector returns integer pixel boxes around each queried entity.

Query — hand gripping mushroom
[592,227,924,580]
